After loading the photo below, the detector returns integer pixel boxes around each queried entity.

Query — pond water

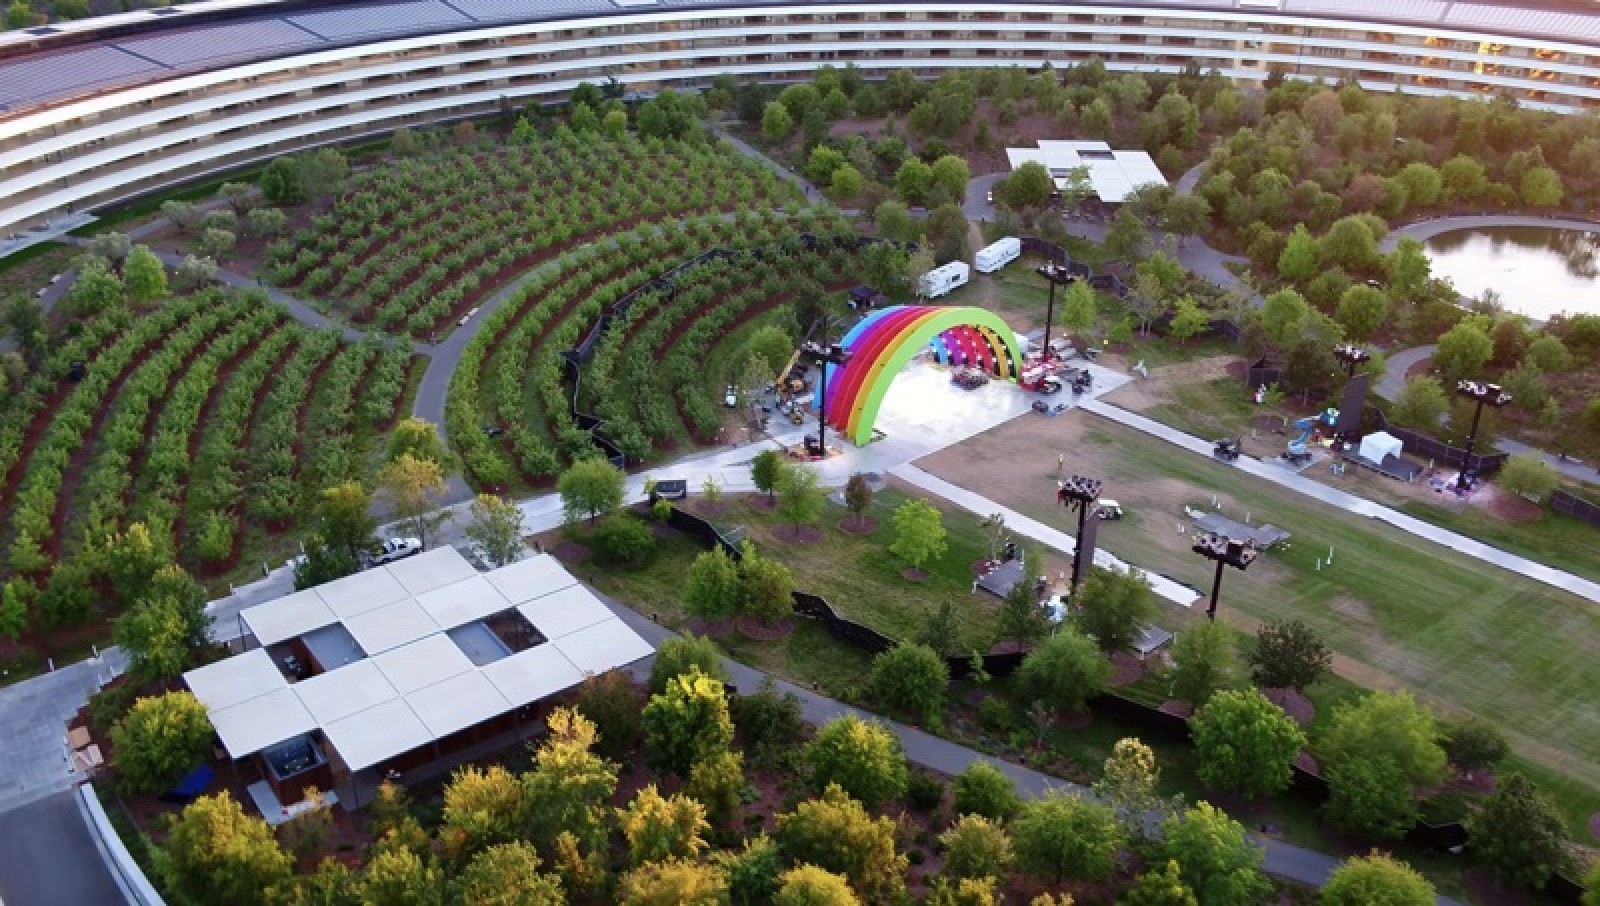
[1421,226,1599,320]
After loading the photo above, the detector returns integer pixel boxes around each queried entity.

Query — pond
[1421,226,1600,320]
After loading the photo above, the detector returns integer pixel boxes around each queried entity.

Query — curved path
[1375,344,1436,401]
[1381,214,1600,251]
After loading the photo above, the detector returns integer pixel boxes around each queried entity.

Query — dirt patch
[687,617,736,639]
[1484,484,1542,522]
[771,524,824,544]
[902,567,928,582]
[1327,594,1375,628]
[1405,355,1434,382]
[838,516,877,535]
[1100,355,1239,413]
[736,616,795,641]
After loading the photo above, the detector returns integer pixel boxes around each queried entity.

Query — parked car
[368,537,423,565]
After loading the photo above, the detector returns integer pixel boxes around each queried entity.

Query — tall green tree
[1015,625,1111,715]
[1011,791,1124,883]
[1320,690,1446,787]
[1432,317,1494,384]
[157,793,292,904]
[750,449,788,500]
[1467,773,1570,888]
[111,691,215,795]
[648,634,727,694]
[868,642,949,721]
[379,453,453,550]
[1324,755,1417,840]
[1336,285,1389,341]
[999,161,1054,209]
[1191,689,1306,799]
[521,708,618,850]
[617,784,711,866]
[1167,619,1243,707]
[775,465,824,534]
[448,842,566,906]
[1392,375,1449,429]
[557,457,626,528]
[684,546,742,621]
[1319,851,1436,906]
[1121,860,1199,906]
[1073,566,1157,654]
[1156,802,1270,906]
[1248,619,1331,691]
[465,493,526,567]
[777,785,906,901]
[740,542,795,626]
[1440,716,1508,776]
[1277,224,1320,282]
[889,498,947,573]
[440,764,526,861]
[642,667,735,777]
[123,245,168,303]
[803,715,908,809]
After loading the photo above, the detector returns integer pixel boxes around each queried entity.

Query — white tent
[1359,431,1403,464]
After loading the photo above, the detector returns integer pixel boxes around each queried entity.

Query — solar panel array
[287,0,472,40]
[0,45,163,110]
[116,18,322,66]
[449,0,617,21]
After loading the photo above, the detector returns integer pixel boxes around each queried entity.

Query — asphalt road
[0,790,126,906]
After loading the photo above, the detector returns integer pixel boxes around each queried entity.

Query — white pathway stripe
[1077,399,1600,605]
[890,464,1200,607]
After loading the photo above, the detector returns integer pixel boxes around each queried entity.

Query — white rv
[919,261,971,299]
[974,237,1021,274]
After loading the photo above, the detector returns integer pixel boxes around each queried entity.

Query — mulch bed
[747,495,777,511]
[1107,652,1147,687]
[901,567,929,582]
[1404,355,1434,382]
[736,616,795,641]
[1589,811,1600,843]
[837,515,877,535]
[1486,489,1541,522]
[771,524,823,543]
[1260,687,1316,726]
[686,617,736,639]
[550,541,592,563]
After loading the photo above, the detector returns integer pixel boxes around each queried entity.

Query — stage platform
[1191,511,1290,549]
[1343,452,1424,481]
[975,560,1025,599]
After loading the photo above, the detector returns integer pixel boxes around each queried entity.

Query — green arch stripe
[845,306,1023,445]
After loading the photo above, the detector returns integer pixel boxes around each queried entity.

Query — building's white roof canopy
[184,648,285,712]
[186,546,653,770]
[240,588,338,647]
[1006,140,1170,203]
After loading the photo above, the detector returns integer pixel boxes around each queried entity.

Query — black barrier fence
[1371,409,1508,476]
[558,234,885,465]
[1552,489,1600,527]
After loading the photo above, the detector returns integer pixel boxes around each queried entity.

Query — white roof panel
[314,567,413,619]
[373,633,475,695]
[405,671,511,739]
[241,588,338,646]
[291,660,399,725]
[482,644,587,707]
[183,648,286,712]
[518,584,614,640]
[209,687,317,758]
[551,618,654,675]
[483,553,575,604]
[1004,147,1048,170]
[322,697,433,771]
[384,546,479,596]
[414,574,511,630]
[344,598,440,655]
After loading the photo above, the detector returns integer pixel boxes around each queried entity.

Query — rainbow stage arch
[817,305,1024,446]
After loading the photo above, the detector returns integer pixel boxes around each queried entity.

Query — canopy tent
[1359,431,1404,464]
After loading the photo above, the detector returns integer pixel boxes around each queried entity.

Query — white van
[974,237,1021,274]
[919,261,971,299]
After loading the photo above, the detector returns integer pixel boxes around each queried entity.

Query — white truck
[368,537,423,565]
[918,261,971,299]
[974,237,1021,273]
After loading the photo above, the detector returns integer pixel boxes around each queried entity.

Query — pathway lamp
[1332,343,1371,378]
[1191,531,1259,622]
[1057,474,1102,590]
[1453,379,1511,491]
[799,316,853,457]
[1036,262,1076,360]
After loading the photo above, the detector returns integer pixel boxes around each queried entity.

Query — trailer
[974,237,1021,274]
[919,261,971,299]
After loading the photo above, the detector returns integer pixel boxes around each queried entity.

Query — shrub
[590,513,656,566]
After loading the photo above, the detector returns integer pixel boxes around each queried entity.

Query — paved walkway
[1381,214,1600,251]
[1376,344,1436,401]
[0,790,127,906]
[596,584,1460,903]
[1078,398,1600,603]
[712,124,823,198]
[0,648,125,816]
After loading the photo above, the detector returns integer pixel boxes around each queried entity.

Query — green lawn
[991,418,1600,833]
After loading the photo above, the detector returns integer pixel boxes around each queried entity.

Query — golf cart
[1031,400,1068,416]
[1095,500,1124,520]
[1213,437,1243,461]
[1070,370,1093,394]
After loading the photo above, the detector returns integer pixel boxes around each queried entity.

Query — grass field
[921,414,1600,833]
